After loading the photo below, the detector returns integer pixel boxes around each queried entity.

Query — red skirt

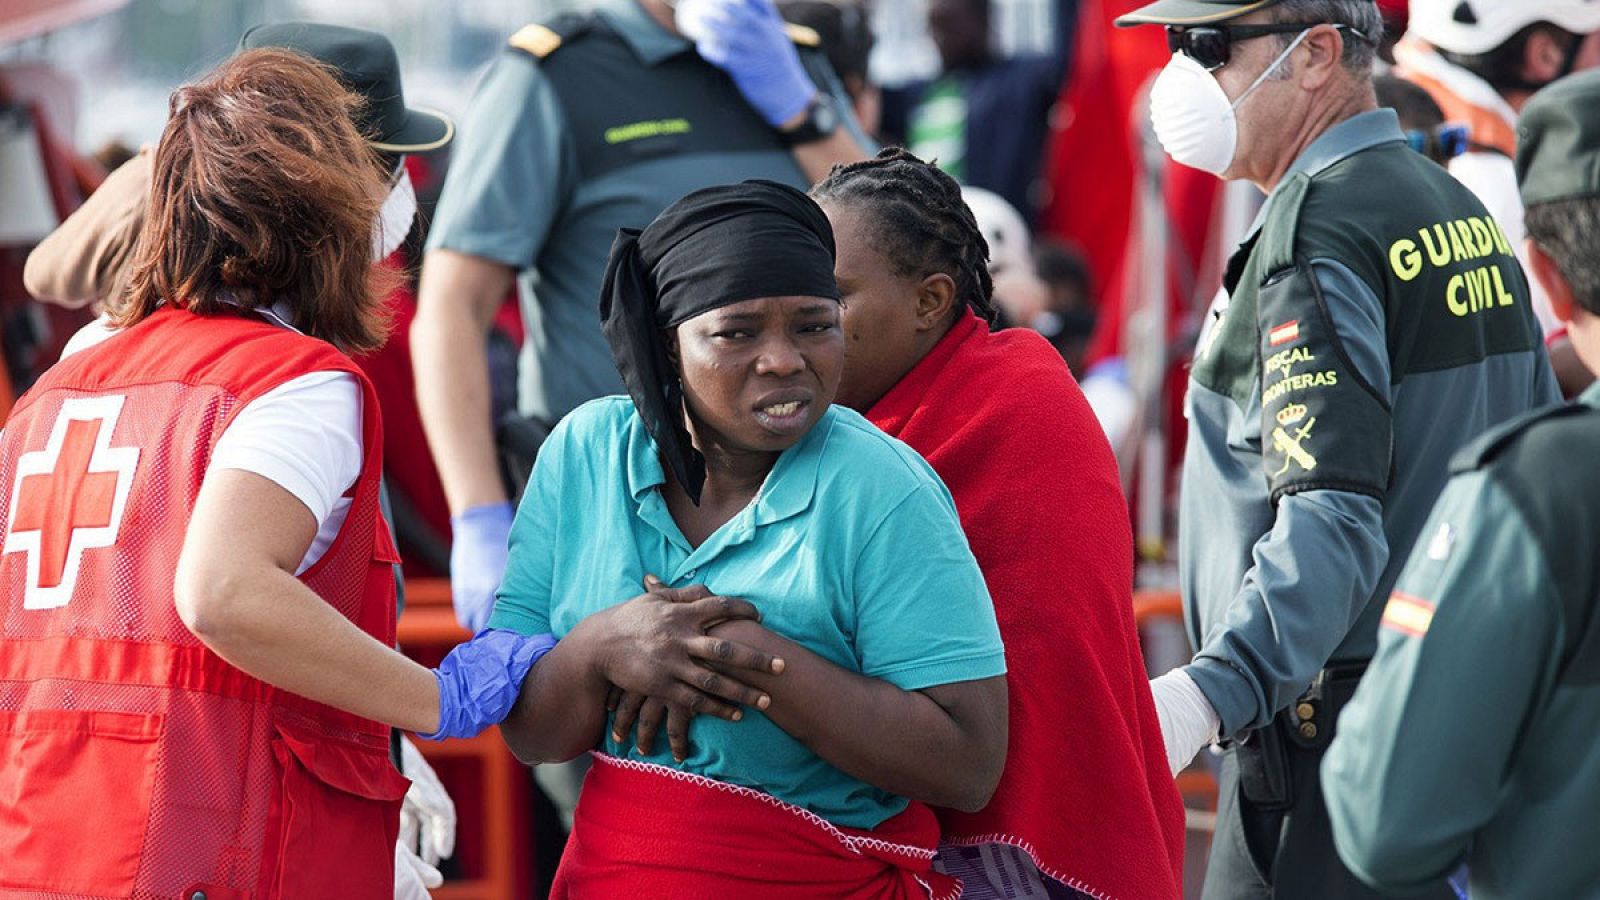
[552,753,961,899]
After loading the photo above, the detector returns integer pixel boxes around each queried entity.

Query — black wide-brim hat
[239,21,453,153]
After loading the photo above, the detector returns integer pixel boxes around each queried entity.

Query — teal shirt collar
[1244,108,1406,239]
[600,0,692,67]
[623,404,827,529]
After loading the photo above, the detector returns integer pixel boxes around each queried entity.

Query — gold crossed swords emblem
[1272,416,1318,477]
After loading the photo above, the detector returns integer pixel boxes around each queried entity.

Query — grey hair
[1527,197,1600,316]
[1269,0,1383,75]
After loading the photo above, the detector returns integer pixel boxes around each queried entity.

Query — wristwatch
[780,94,840,146]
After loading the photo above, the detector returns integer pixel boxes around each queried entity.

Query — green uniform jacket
[1323,383,1600,899]
[1179,110,1558,736]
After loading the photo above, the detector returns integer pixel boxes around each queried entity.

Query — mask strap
[1231,28,1312,111]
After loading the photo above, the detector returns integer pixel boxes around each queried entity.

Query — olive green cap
[1517,70,1600,208]
[1115,0,1286,27]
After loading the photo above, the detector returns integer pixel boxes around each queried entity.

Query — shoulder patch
[507,15,592,60]
[509,25,562,58]
[785,23,822,47]
[1450,402,1591,474]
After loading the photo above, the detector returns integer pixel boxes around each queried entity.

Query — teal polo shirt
[489,397,1006,829]
[426,2,870,422]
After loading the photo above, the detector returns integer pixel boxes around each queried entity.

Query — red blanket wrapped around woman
[867,313,1184,899]
[552,753,960,900]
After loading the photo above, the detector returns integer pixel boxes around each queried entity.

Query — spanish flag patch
[1381,591,1436,638]
[1268,320,1300,346]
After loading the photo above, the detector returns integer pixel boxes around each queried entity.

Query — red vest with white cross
[0,307,405,900]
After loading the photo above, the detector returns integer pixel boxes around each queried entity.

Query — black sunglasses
[1166,23,1367,72]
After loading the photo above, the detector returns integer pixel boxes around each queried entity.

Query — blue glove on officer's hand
[421,628,556,741]
[676,0,818,128]
[448,501,513,633]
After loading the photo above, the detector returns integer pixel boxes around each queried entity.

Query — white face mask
[372,167,418,261]
[1148,29,1311,176]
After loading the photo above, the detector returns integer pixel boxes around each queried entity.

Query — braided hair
[811,147,1000,325]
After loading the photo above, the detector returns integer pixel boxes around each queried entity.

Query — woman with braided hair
[811,148,1187,899]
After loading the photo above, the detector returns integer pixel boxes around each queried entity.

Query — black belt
[1238,661,1369,810]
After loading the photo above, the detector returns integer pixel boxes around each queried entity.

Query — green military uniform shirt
[1323,384,1600,899]
[1179,109,1557,737]
[426,1,867,422]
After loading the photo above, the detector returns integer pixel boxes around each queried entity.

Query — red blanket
[553,753,961,900]
[867,314,1184,899]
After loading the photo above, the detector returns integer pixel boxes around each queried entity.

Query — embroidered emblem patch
[1268,319,1300,346]
[4,396,140,610]
[1381,591,1436,638]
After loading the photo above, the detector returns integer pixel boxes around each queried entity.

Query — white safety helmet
[1409,0,1600,55]
[960,187,1032,278]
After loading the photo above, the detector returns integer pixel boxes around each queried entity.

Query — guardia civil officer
[1324,68,1600,900]
[413,0,871,635]
[1115,0,1559,896]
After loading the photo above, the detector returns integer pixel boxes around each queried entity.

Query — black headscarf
[600,180,841,505]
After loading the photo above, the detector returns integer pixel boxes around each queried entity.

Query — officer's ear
[1296,24,1345,92]
[1525,237,1577,325]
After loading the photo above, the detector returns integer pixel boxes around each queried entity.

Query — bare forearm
[183,567,440,734]
[712,621,1005,811]
[498,615,612,764]
[411,313,502,512]
[412,251,512,514]
[789,129,870,184]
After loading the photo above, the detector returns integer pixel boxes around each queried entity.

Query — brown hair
[114,48,395,352]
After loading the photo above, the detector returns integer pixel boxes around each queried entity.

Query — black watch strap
[780,94,840,146]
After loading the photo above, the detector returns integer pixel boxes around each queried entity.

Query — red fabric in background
[1040,0,1167,321]
[552,754,958,900]
[1042,4,1231,511]
[867,315,1185,899]
[1040,0,1226,368]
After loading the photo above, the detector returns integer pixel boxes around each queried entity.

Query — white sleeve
[60,314,119,359]
[210,371,363,524]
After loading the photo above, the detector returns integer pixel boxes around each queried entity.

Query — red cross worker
[0,50,462,900]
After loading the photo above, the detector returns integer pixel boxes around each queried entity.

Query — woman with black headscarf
[491,181,1007,897]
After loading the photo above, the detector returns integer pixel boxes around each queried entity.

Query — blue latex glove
[676,0,818,127]
[449,501,513,632]
[421,628,556,741]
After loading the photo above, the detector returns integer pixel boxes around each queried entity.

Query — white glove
[1149,668,1221,777]
[399,737,457,868]
[394,840,441,900]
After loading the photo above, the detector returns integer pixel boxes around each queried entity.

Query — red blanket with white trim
[552,753,960,899]
[868,314,1185,900]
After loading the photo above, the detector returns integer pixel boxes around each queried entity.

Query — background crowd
[2,0,1597,897]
